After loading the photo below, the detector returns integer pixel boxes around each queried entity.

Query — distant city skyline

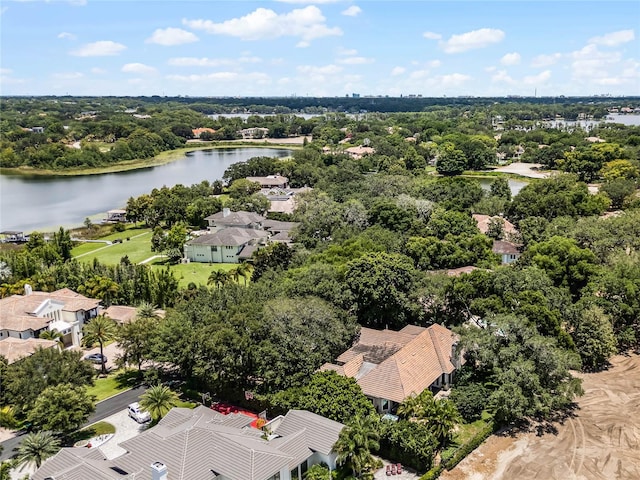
[1,1,638,97]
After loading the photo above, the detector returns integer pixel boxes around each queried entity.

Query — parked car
[128,402,151,423]
[85,353,107,364]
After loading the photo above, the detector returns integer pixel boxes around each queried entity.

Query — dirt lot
[441,354,640,480]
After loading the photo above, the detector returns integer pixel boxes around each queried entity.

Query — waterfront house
[184,228,269,263]
[246,175,289,189]
[205,209,264,232]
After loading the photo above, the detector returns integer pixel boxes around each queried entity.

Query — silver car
[127,402,151,423]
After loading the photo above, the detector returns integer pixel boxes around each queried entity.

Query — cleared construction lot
[441,354,640,480]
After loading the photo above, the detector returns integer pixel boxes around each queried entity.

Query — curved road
[0,385,147,461]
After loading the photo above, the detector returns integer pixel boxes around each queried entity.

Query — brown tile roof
[327,324,460,404]
[246,175,289,187]
[0,337,58,364]
[472,214,518,236]
[103,305,138,324]
[0,315,49,332]
[492,240,521,255]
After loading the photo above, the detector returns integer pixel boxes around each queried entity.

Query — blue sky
[1,1,638,97]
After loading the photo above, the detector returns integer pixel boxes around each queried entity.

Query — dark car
[85,353,107,364]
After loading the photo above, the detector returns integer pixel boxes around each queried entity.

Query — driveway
[84,342,123,372]
[89,409,150,460]
[493,162,551,179]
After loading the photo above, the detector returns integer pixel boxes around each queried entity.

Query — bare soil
[441,354,640,480]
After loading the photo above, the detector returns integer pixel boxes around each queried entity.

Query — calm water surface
[0,148,291,232]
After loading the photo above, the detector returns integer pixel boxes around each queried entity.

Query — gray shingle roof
[34,407,344,480]
[205,210,264,226]
[262,220,300,232]
[187,228,268,247]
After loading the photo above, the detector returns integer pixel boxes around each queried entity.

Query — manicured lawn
[86,369,139,401]
[72,228,154,265]
[150,261,242,288]
[452,411,493,446]
[68,421,116,445]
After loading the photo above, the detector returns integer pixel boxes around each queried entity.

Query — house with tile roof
[205,208,265,232]
[33,406,344,480]
[246,175,289,189]
[184,228,269,263]
[0,286,100,352]
[321,324,462,414]
[492,240,522,264]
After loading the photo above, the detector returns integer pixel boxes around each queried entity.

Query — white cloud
[523,70,551,85]
[91,67,106,74]
[166,72,271,84]
[500,52,521,66]
[391,66,406,76]
[531,53,562,68]
[168,56,261,67]
[570,44,621,80]
[427,60,442,68]
[439,73,472,86]
[491,70,515,84]
[337,56,374,65]
[342,5,362,17]
[337,47,358,56]
[297,64,343,75]
[52,72,84,79]
[146,27,199,46]
[122,63,157,74]
[0,68,12,75]
[589,29,635,47]
[57,32,76,40]
[70,40,126,57]
[183,6,342,43]
[440,28,505,53]
[423,31,442,40]
[409,70,431,81]
[484,66,496,72]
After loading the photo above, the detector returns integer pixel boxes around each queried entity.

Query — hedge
[418,421,495,480]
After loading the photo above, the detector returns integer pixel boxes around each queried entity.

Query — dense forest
[1,97,639,477]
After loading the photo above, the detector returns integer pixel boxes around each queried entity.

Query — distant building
[192,127,217,138]
[238,127,269,139]
[492,240,522,264]
[105,209,127,223]
[31,126,45,133]
[246,175,289,189]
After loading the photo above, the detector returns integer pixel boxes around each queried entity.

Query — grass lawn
[72,228,153,265]
[86,369,139,402]
[68,421,116,446]
[175,400,197,409]
[149,261,242,288]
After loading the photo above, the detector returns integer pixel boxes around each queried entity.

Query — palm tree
[136,301,159,321]
[431,399,462,451]
[38,329,64,345]
[397,389,436,421]
[227,267,240,284]
[139,384,179,421]
[333,415,380,478]
[235,262,253,286]
[82,315,118,375]
[16,431,60,470]
[207,270,229,289]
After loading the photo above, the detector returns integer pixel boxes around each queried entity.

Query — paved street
[0,385,147,462]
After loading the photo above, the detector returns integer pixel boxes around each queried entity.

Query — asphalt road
[0,385,148,462]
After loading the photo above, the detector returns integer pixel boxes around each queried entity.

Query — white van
[127,402,151,423]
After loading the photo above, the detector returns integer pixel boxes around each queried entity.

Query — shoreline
[0,140,302,177]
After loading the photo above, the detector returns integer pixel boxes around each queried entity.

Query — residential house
[321,324,462,414]
[492,240,521,264]
[205,209,264,232]
[0,230,28,243]
[263,219,300,245]
[192,127,217,138]
[345,145,375,159]
[0,337,59,364]
[184,228,269,263]
[472,214,518,241]
[246,175,289,189]
[0,286,100,349]
[33,406,344,480]
[102,305,165,324]
[31,126,45,133]
[105,209,127,223]
[238,127,269,139]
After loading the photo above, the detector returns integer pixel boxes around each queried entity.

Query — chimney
[151,462,168,480]
[24,284,33,296]
[222,207,230,218]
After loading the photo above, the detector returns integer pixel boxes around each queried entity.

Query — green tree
[139,384,179,421]
[207,269,230,289]
[3,348,94,413]
[333,415,380,479]
[572,305,617,371]
[82,315,118,374]
[490,177,512,201]
[270,371,375,424]
[346,252,417,328]
[117,314,157,374]
[27,384,94,434]
[38,329,64,345]
[600,178,636,209]
[16,431,60,470]
[304,464,336,480]
[436,142,467,176]
[449,383,488,422]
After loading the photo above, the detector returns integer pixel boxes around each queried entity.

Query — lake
[477,177,529,197]
[0,147,291,233]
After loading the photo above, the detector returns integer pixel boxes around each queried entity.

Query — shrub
[448,384,488,422]
[378,419,437,472]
